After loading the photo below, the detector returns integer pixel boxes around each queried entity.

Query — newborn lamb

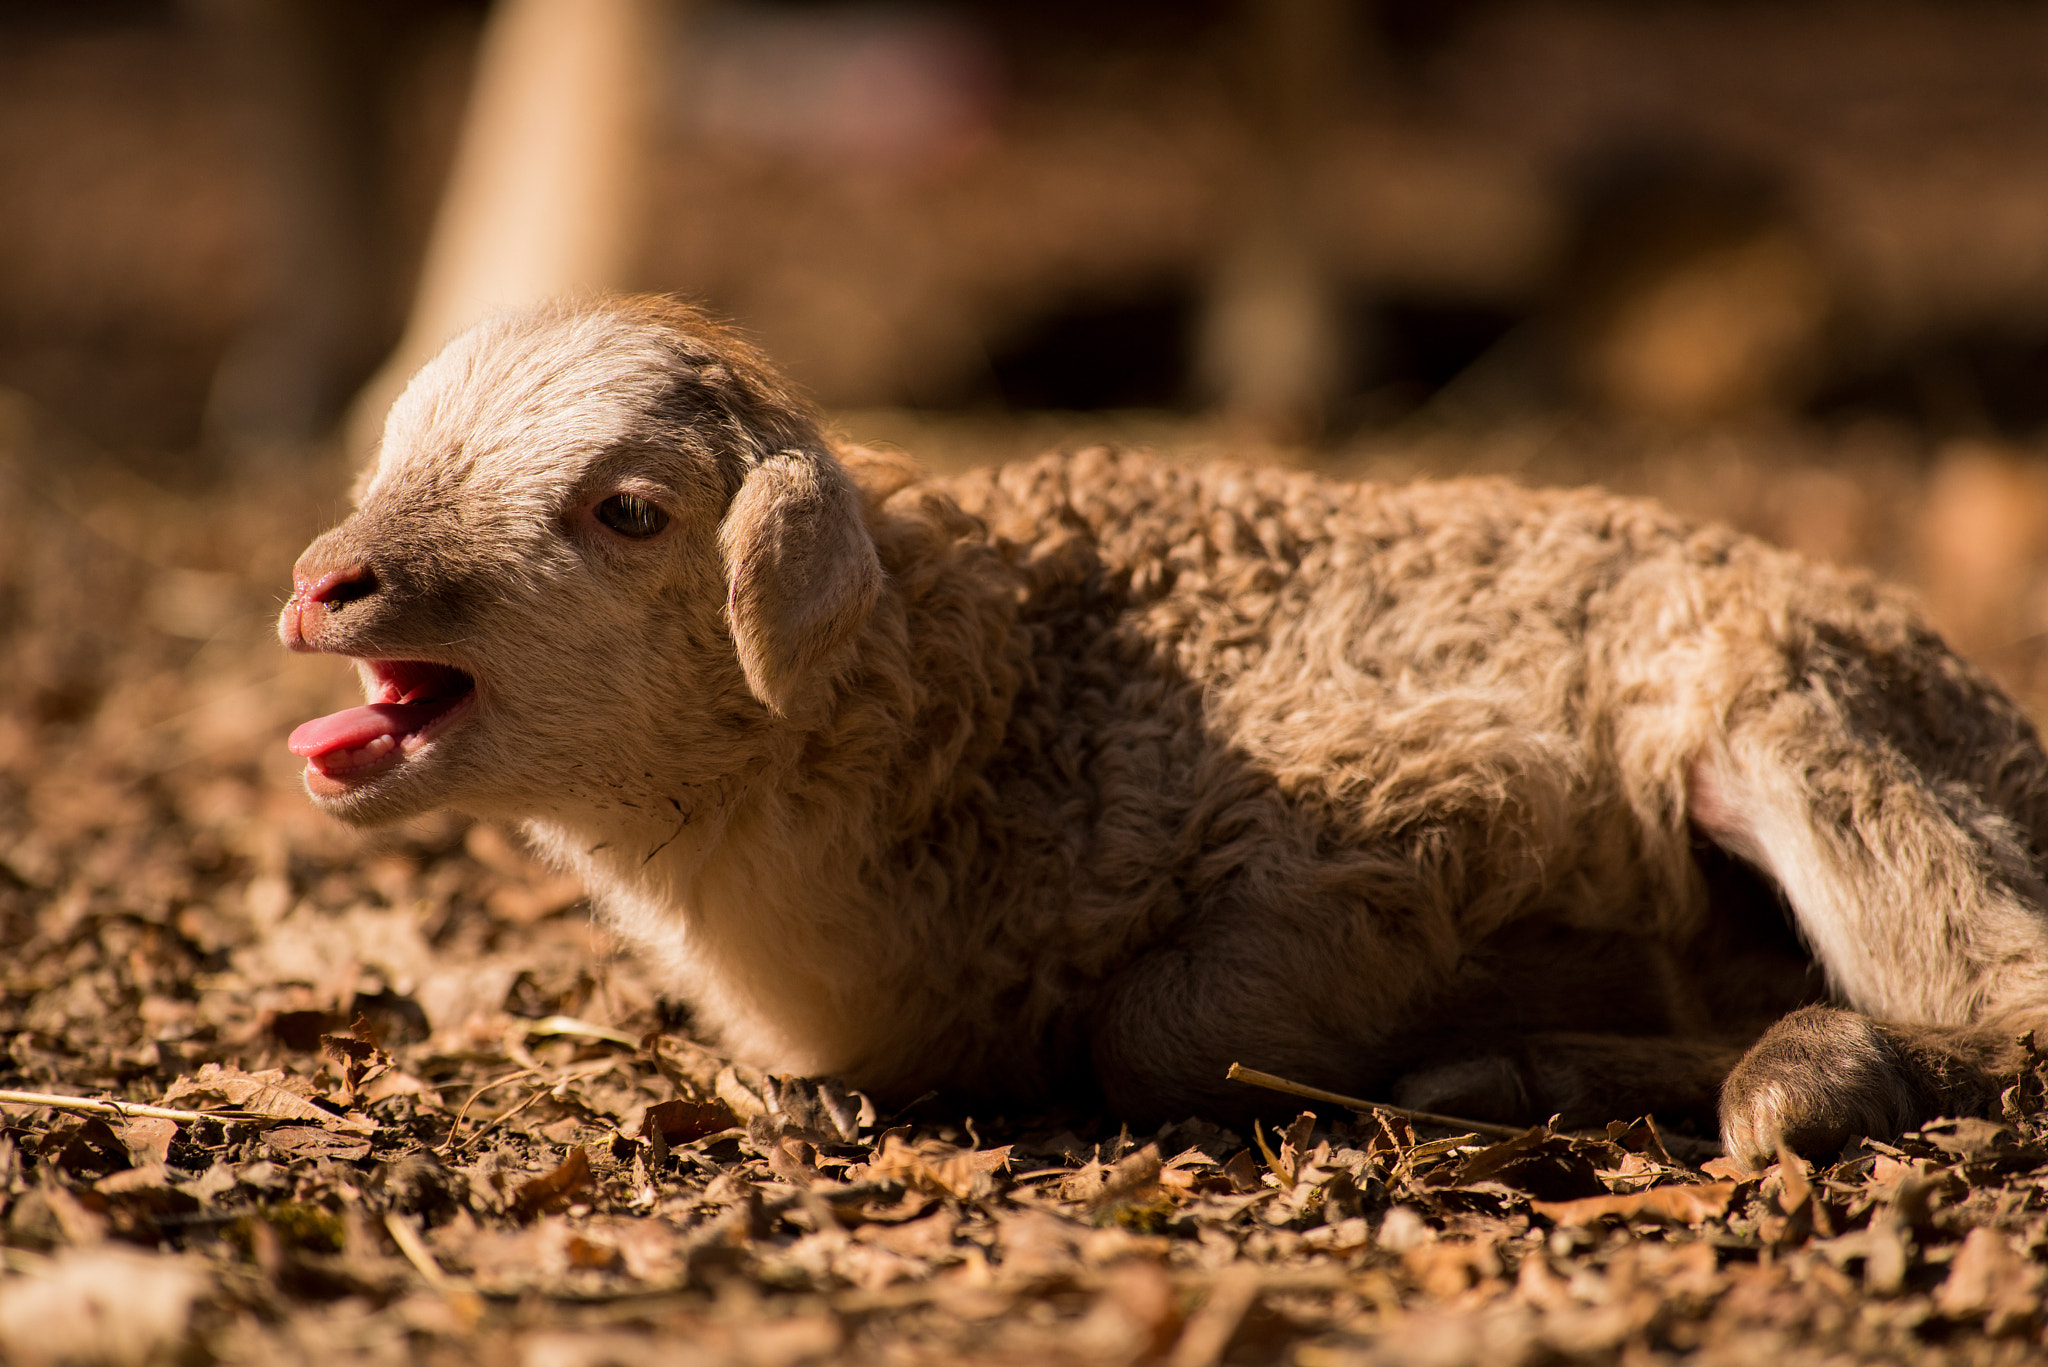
[281,296,2048,1166]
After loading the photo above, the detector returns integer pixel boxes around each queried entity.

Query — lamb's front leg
[1087,908,1436,1124]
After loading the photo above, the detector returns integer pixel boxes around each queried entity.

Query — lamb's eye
[595,493,670,539]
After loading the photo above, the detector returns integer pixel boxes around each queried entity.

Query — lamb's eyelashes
[595,493,670,539]
[560,480,681,549]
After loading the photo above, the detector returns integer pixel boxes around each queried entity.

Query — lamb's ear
[718,449,883,718]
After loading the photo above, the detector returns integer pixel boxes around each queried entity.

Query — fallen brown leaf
[1531,1180,1737,1227]
[1935,1226,2045,1336]
[262,1125,373,1162]
[865,1135,1013,1201]
[641,1097,740,1146]
[512,1146,594,1222]
[161,1064,372,1134]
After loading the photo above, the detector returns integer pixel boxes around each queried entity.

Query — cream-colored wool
[282,297,2048,1166]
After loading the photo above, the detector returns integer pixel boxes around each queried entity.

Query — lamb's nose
[299,564,378,610]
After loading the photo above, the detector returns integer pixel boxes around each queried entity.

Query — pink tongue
[288,701,449,759]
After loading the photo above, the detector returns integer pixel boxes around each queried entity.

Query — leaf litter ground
[7,403,2048,1365]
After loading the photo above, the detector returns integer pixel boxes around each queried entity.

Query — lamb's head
[280,297,882,827]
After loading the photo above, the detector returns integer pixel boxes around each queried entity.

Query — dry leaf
[512,1147,594,1222]
[1404,1237,1502,1298]
[1531,1181,1737,1227]
[44,1117,130,1181]
[116,1117,177,1168]
[319,1027,394,1103]
[0,1247,204,1367]
[866,1136,1012,1201]
[1437,1128,1605,1202]
[1919,1117,2016,1163]
[161,1064,372,1134]
[1221,1149,1262,1194]
[642,1097,741,1146]
[262,1125,372,1162]
[1085,1145,1164,1212]
[1935,1227,2044,1335]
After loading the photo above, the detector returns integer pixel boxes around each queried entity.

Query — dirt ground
[10,392,2048,1366]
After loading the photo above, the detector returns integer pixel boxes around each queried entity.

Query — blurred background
[11,0,2048,728]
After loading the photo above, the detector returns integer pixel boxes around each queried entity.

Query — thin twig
[1226,1063,1724,1162]
[525,1015,639,1049]
[447,1060,619,1157]
[383,1211,455,1293]
[1226,1064,1530,1140]
[438,1068,540,1155]
[0,1090,265,1125]
[452,1084,555,1156]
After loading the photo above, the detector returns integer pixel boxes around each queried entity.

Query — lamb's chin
[300,724,475,825]
[303,758,449,825]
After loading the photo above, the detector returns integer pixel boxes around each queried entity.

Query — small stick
[451,1083,555,1156]
[525,1015,640,1049]
[384,1211,455,1293]
[1226,1064,1723,1162]
[447,1060,618,1157]
[439,1068,539,1155]
[1224,1064,1532,1141]
[0,1090,265,1125]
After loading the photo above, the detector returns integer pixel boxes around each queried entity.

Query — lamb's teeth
[320,734,400,775]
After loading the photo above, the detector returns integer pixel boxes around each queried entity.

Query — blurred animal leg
[1391,1033,1743,1132]
[1691,678,2048,1163]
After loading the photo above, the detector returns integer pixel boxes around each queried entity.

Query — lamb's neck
[545,541,1025,1079]
[555,777,898,1075]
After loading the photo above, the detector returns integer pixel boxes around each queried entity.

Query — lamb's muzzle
[281,532,482,804]
[282,294,2048,1169]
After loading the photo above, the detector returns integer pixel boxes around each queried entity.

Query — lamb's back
[923,452,1736,979]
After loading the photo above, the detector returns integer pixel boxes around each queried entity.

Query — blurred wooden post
[1197,0,1350,444]
[346,0,667,459]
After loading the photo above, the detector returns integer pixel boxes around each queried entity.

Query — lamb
[280,295,2048,1167]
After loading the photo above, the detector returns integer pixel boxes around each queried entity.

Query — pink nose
[283,563,377,651]
[295,564,376,608]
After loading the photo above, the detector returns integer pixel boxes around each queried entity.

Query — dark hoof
[1719,1006,1930,1168]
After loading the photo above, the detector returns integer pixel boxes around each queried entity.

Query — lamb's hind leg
[1392,1032,1744,1133]
[1692,663,2048,1166]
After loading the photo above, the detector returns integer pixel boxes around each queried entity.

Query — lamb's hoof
[1719,1006,1929,1169]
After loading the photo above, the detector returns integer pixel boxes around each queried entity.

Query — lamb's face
[279,304,808,827]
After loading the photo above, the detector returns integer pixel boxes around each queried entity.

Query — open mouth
[288,659,477,793]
